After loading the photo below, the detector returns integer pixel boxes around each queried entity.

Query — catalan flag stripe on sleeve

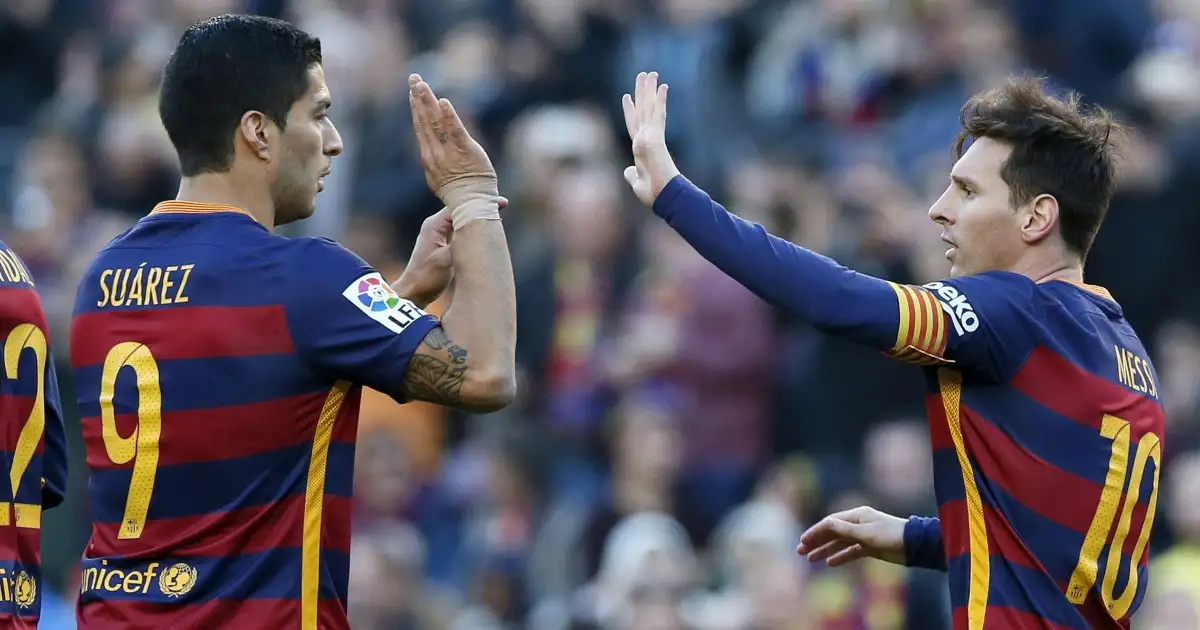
[888,282,950,364]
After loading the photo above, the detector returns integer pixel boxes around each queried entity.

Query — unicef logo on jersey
[158,563,198,598]
[13,572,36,609]
[80,559,201,602]
[355,276,401,313]
[0,569,37,609]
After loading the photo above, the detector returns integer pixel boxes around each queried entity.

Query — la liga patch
[342,272,427,334]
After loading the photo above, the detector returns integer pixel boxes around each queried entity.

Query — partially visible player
[622,72,1164,629]
[0,240,68,629]
[70,14,515,629]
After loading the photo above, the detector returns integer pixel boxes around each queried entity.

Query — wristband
[437,178,502,231]
[450,197,502,231]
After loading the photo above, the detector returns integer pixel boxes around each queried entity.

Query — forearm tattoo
[404,327,468,404]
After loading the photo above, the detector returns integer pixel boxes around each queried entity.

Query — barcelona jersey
[648,176,1167,630]
[69,202,439,629]
[0,239,68,629]
[884,273,1164,630]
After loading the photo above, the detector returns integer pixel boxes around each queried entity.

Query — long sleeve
[651,175,950,365]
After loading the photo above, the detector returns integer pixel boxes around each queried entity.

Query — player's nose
[928,187,953,224]
[325,122,344,157]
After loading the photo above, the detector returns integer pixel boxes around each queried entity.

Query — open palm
[408,73,498,207]
[796,506,908,567]
[621,71,680,206]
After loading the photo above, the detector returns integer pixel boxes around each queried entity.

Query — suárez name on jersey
[923,281,979,336]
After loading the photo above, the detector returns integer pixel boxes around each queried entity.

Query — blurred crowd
[5,0,1200,628]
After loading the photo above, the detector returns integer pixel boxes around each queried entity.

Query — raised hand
[622,71,680,206]
[408,74,499,209]
[796,506,908,567]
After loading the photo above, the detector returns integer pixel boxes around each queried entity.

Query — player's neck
[174,174,276,229]
[1034,267,1084,284]
[1011,254,1084,285]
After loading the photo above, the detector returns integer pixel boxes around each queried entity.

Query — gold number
[99,342,163,540]
[1067,414,1161,618]
[2,324,48,529]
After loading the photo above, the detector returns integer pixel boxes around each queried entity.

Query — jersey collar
[150,200,255,219]
[1056,279,1115,302]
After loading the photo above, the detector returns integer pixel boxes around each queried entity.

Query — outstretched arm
[651,175,947,362]
[797,506,946,572]
[621,72,1032,377]
[622,72,949,365]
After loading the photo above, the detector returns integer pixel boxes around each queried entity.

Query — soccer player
[69,15,515,629]
[0,240,68,629]
[622,71,1165,629]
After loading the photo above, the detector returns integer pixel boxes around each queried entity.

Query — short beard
[269,176,314,227]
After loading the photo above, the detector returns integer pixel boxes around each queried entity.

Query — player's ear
[238,110,273,162]
[1019,193,1058,244]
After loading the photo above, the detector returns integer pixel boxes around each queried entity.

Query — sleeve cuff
[650,174,692,220]
[904,515,947,571]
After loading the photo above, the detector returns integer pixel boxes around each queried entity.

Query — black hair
[159,14,322,176]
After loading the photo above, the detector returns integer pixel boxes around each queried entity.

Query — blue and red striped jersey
[0,239,68,629]
[69,202,439,629]
[891,273,1164,630]
[648,176,1167,630]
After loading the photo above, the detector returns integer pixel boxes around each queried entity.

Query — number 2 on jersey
[99,342,163,540]
[1067,414,1161,619]
[3,324,48,529]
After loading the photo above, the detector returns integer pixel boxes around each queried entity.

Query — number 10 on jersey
[1067,414,1161,619]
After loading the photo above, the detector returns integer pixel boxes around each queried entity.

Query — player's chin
[277,202,316,226]
[946,256,968,278]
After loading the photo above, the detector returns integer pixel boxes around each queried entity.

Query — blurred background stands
[3,0,1200,628]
